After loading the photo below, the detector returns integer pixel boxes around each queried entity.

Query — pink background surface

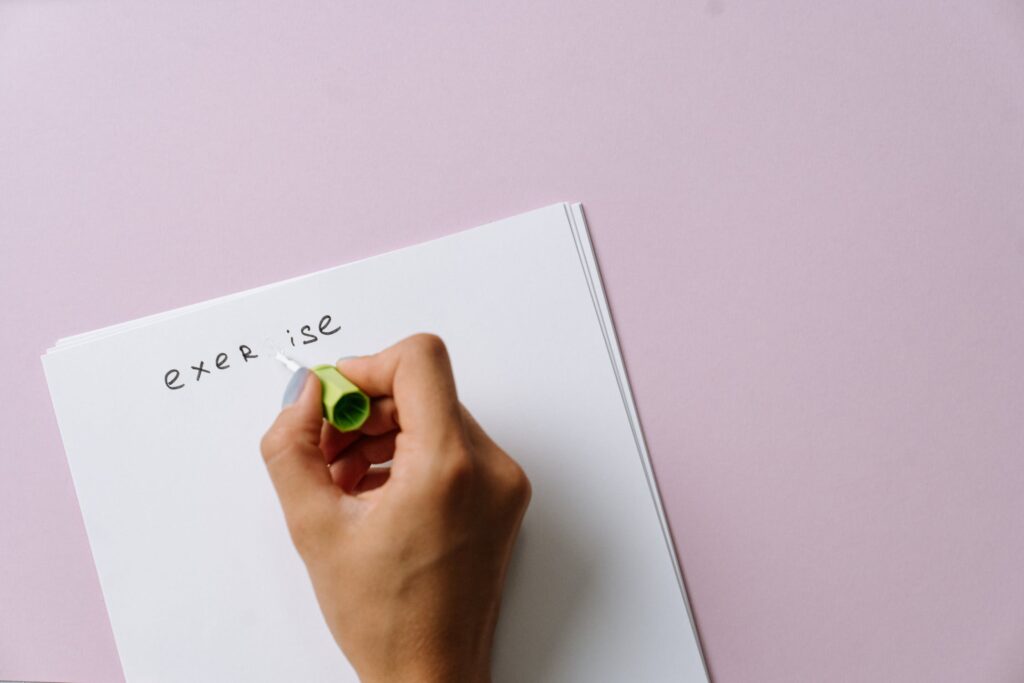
[2,2,1022,681]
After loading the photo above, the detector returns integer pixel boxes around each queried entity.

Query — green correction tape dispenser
[311,364,370,432]
[274,348,370,432]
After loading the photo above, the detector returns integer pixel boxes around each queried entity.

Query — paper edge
[47,205,568,352]
[565,202,710,681]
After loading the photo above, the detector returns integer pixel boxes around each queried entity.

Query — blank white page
[42,204,707,682]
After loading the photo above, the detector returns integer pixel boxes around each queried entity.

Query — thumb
[260,370,338,534]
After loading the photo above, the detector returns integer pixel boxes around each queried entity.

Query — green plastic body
[312,365,370,432]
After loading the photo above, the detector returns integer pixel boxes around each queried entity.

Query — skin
[260,334,532,683]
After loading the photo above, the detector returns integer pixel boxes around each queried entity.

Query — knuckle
[259,429,288,464]
[261,435,306,471]
[407,333,449,362]
[438,449,475,493]
[503,461,532,508]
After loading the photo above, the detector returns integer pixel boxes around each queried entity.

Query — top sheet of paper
[42,204,707,682]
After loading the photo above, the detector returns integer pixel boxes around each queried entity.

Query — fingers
[330,454,370,492]
[260,372,339,534]
[337,334,461,446]
[328,433,397,492]
[355,469,391,493]
[319,397,397,465]
[319,420,361,463]
[361,397,398,436]
[345,431,398,465]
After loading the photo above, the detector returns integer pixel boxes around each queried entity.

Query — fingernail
[336,355,358,363]
[282,368,311,407]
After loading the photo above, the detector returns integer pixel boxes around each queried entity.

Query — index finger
[336,334,461,444]
[259,372,340,544]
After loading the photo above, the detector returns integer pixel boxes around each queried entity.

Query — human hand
[260,334,531,683]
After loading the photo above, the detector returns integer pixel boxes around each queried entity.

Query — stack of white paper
[42,204,708,682]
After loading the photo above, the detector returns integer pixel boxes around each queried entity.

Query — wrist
[359,652,491,683]
[362,666,490,683]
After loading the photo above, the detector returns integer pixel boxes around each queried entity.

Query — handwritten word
[163,314,341,390]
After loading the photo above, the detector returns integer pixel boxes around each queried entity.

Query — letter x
[191,361,211,381]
